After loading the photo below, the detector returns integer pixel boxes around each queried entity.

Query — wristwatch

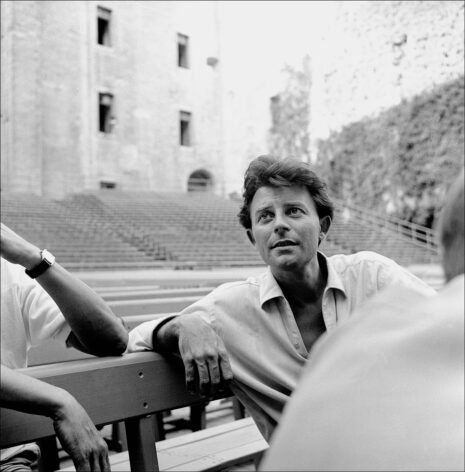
[25,249,56,279]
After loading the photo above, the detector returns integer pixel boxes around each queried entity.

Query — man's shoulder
[195,273,267,315]
[210,273,264,297]
[327,251,398,272]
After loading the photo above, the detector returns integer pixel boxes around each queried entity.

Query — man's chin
[269,255,301,272]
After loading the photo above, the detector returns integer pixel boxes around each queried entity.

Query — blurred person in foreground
[1,223,128,472]
[261,170,464,471]
[128,155,436,443]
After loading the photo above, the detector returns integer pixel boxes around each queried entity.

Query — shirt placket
[322,288,338,331]
[278,298,308,357]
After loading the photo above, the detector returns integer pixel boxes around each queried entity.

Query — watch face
[41,249,56,265]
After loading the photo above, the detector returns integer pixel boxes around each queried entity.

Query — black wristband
[152,315,178,353]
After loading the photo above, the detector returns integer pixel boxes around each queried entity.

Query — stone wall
[1,0,223,198]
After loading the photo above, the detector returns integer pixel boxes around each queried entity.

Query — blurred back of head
[438,169,464,282]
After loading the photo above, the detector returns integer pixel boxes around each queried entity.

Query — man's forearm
[36,263,128,356]
[1,223,128,356]
[1,365,72,419]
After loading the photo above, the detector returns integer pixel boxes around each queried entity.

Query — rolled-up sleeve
[126,293,217,353]
[127,314,177,352]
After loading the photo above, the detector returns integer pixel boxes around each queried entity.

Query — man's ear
[246,229,256,245]
[318,216,332,244]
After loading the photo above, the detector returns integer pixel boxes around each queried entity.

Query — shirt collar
[319,252,347,297]
[259,252,347,308]
[259,266,286,307]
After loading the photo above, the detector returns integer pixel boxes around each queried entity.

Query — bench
[0,352,267,472]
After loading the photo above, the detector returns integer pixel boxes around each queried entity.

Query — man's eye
[258,212,273,222]
[288,207,303,216]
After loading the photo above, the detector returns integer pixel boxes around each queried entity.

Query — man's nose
[273,214,290,233]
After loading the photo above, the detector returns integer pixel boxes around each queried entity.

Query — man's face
[247,185,326,276]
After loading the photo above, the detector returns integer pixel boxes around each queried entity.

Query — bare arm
[155,314,233,397]
[0,365,110,472]
[1,223,128,356]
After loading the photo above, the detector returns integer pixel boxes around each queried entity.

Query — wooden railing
[1,353,262,472]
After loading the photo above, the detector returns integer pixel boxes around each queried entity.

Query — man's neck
[274,255,328,305]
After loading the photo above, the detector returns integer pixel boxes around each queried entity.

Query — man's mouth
[271,240,298,249]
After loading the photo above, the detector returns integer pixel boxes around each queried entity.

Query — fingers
[183,359,197,394]
[74,457,91,472]
[219,351,234,384]
[177,318,234,397]
[95,445,111,472]
[90,453,101,472]
[183,354,233,397]
[74,441,109,472]
[100,448,111,472]
[197,360,212,397]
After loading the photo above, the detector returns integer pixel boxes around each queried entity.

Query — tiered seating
[1,193,165,270]
[328,201,439,266]
[95,191,348,268]
[95,191,267,268]
[1,191,437,270]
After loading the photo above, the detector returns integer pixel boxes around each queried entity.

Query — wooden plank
[28,314,173,365]
[60,418,268,472]
[156,418,267,472]
[99,287,214,301]
[109,296,201,316]
[125,415,159,472]
[1,353,226,448]
[28,313,173,366]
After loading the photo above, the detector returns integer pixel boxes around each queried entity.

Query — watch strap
[25,250,55,279]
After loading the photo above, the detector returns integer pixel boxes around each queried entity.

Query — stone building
[1,0,224,198]
[309,0,464,155]
[2,1,463,204]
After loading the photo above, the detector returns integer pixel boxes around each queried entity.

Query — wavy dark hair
[238,155,334,229]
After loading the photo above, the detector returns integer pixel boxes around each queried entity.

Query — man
[261,170,464,471]
[128,155,436,442]
[1,223,128,472]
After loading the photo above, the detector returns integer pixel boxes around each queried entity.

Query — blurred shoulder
[327,251,400,272]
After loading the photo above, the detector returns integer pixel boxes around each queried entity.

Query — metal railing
[333,198,439,256]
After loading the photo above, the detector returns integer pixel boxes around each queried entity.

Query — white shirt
[261,273,464,471]
[128,251,437,441]
[1,258,71,369]
[1,257,71,462]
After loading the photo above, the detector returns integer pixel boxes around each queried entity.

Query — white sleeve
[127,294,216,352]
[378,258,437,297]
[127,314,177,352]
[19,273,71,348]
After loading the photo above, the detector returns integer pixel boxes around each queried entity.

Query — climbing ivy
[315,76,464,228]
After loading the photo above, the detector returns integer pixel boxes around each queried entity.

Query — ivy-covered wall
[315,76,464,229]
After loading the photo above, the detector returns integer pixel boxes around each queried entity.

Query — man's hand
[158,314,234,397]
[1,365,110,471]
[0,223,41,269]
[53,393,110,472]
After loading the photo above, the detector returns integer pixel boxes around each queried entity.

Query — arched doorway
[187,169,213,192]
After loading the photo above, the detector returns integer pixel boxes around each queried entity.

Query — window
[177,33,189,68]
[99,93,114,133]
[270,95,281,131]
[100,181,116,189]
[180,111,191,146]
[97,6,111,46]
